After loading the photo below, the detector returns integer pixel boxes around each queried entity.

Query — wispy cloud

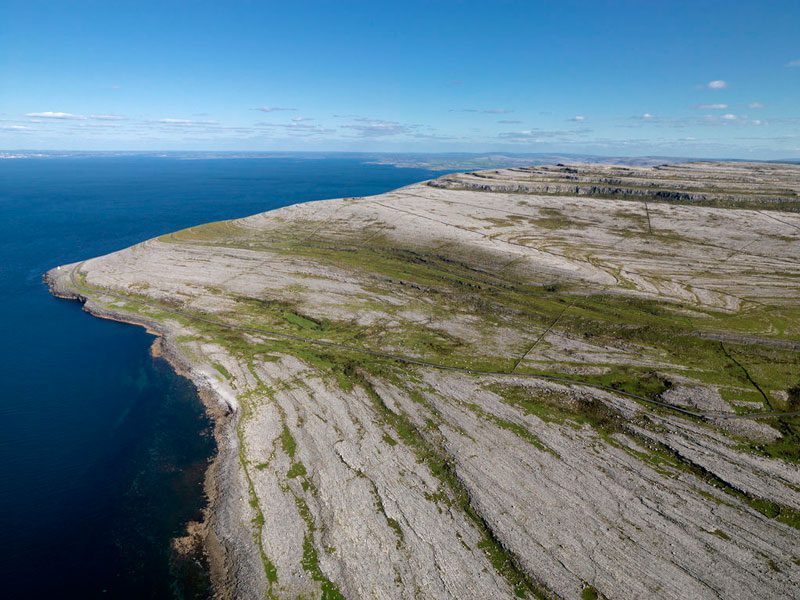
[26,111,85,120]
[21,111,129,125]
[90,114,127,121]
[569,115,586,122]
[450,108,513,114]
[498,128,591,143]
[408,131,456,141]
[256,121,334,136]
[707,80,728,90]
[634,113,768,128]
[704,114,765,126]
[786,59,800,68]
[342,118,412,137]
[157,118,218,125]
[747,101,764,109]
[497,119,522,124]
[255,106,296,113]
[695,103,728,110]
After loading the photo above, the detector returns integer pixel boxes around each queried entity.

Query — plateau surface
[48,162,800,599]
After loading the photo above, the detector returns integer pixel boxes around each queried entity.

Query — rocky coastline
[46,162,800,599]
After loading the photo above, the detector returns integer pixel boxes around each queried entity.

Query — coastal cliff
[48,162,800,599]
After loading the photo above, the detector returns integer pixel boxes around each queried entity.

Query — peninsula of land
[47,162,800,599]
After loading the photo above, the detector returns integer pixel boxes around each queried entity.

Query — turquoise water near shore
[0,155,443,598]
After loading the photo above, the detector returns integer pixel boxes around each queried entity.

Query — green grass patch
[212,361,232,381]
[283,310,323,331]
[488,383,623,438]
[281,425,297,459]
[581,586,599,600]
[287,461,307,479]
[301,533,345,600]
[711,528,731,541]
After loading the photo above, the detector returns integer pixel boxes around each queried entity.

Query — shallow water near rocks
[0,155,442,598]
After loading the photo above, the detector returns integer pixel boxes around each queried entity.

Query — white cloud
[157,118,218,125]
[707,80,728,90]
[25,111,85,120]
[90,114,126,121]
[255,106,296,113]
[569,115,586,122]
[1,124,29,130]
[343,118,413,137]
[786,59,800,68]
[497,130,540,141]
[450,108,513,114]
[257,121,333,135]
[747,101,764,109]
[700,113,765,126]
[695,103,728,110]
[641,113,655,121]
[291,116,314,122]
[497,119,522,124]
[498,128,591,143]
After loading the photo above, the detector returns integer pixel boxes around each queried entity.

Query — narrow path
[512,300,574,373]
[643,200,653,234]
[757,210,800,233]
[719,342,771,407]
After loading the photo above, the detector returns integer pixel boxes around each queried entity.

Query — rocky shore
[47,269,262,598]
[48,162,800,599]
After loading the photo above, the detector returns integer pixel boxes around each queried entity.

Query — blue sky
[1,0,798,158]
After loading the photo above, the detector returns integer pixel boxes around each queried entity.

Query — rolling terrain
[48,161,800,599]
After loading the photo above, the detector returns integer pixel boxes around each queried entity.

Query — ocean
[0,155,443,598]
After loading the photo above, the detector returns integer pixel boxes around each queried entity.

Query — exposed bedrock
[48,161,800,599]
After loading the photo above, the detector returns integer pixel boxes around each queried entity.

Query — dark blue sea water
[0,155,442,599]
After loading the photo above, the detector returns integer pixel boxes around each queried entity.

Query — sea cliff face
[48,162,800,599]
